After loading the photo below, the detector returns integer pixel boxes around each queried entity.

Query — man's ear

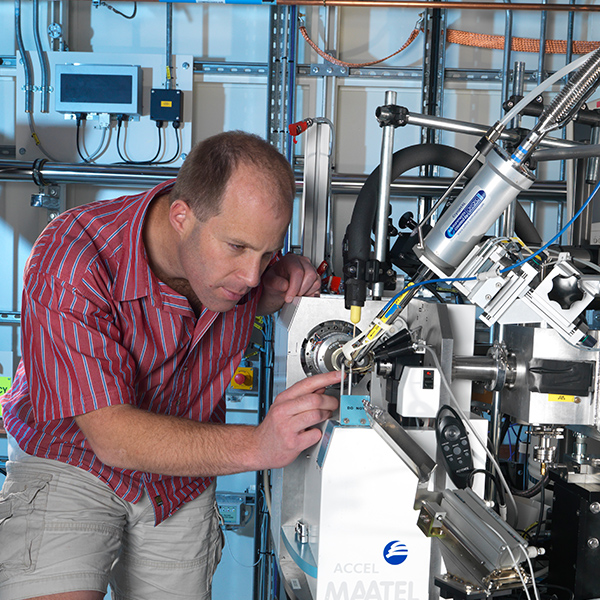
[168,199,195,236]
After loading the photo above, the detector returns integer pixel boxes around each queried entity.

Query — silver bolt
[343,418,349,424]
[19,148,26,155]
[182,62,190,70]
[588,538,599,550]
[591,502,600,515]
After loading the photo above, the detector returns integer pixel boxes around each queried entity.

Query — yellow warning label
[161,101,173,108]
[548,394,575,403]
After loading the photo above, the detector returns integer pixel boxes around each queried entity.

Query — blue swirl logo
[383,541,408,565]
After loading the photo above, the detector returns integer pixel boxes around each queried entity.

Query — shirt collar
[113,179,177,303]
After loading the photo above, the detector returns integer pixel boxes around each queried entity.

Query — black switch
[423,369,435,390]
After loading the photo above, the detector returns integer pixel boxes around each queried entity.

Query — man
[0,131,340,600]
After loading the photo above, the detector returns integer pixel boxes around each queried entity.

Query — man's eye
[229,244,244,251]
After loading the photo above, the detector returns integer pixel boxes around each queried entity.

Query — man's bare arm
[74,370,341,477]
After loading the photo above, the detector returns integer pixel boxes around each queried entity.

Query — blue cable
[379,178,600,325]
[381,275,478,318]
[501,179,600,274]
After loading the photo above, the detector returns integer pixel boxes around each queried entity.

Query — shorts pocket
[0,468,52,581]
[206,502,225,594]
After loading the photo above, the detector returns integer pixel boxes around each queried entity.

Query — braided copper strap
[446,29,600,54]
[299,25,420,68]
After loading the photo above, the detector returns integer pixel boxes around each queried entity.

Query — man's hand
[251,370,342,469]
[258,254,320,315]
[74,370,341,476]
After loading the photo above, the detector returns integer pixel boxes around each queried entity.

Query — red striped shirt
[1,180,259,524]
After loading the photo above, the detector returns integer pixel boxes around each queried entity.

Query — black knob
[548,274,584,310]
[399,212,418,231]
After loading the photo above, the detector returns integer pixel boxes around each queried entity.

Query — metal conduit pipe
[33,0,50,113]
[0,160,568,198]
[276,0,600,11]
[166,2,174,90]
[15,0,33,114]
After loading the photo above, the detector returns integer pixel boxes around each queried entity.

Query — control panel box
[55,63,143,115]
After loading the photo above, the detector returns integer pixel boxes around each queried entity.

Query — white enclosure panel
[0,78,15,146]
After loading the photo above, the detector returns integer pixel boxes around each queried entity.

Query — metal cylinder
[373,90,397,299]
[452,356,499,382]
[419,147,535,272]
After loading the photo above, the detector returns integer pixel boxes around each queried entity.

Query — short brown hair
[171,131,296,221]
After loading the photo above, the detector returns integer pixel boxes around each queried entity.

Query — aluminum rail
[0,161,567,198]
[403,112,580,149]
[277,0,600,11]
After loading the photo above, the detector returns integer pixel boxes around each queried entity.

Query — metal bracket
[31,185,61,221]
[307,63,349,77]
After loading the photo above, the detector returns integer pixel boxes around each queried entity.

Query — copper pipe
[277,0,599,11]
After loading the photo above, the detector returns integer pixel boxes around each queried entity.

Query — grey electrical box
[54,63,143,116]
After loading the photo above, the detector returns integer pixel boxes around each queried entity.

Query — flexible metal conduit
[33,0,50,113]
[14,0,33,114]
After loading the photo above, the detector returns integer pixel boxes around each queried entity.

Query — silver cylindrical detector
[417,147,535,273]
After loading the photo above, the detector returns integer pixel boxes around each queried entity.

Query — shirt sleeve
[23,271,137,423]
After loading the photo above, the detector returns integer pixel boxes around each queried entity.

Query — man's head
[161,131,295,313]
[171,131,296,222]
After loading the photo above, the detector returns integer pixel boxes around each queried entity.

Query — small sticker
[290,579,301,590]
[161,101,173,108]
[548,394,575,403]
[445,190,486,239]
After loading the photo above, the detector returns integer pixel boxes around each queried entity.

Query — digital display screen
[60,74,133,105]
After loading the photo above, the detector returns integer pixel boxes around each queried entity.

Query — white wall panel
[192,77,268,140]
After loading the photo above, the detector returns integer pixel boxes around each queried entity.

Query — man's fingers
[274,371,343,403]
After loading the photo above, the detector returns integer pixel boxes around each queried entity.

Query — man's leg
[0,456,125,600]
[110,482,224,600]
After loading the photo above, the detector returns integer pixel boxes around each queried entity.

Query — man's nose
[237,257,262,288]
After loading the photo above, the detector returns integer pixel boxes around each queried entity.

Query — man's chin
[203,296,240,313]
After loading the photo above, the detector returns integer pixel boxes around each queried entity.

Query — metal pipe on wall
[0,160,568,197]
[15,0,33,114]
[166,2,174,89]
[277,0,600,11]
[33,0,50,113]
